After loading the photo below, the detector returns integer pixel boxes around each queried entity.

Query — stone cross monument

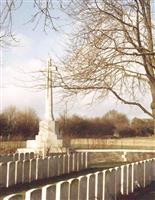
[18,59,64,155]
[45,59,54,121]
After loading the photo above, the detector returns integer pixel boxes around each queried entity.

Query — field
[0,141,26,154]
[1,136,155,154]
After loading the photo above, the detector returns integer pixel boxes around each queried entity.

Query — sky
[1,0,155,120]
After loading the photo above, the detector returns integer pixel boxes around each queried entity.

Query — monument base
[17,120,68,156]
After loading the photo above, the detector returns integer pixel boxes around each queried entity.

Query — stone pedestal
[17,120,66,155]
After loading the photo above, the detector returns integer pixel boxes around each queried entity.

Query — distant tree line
[0,106,39,140]
[0,106,153,140]
[59,110,154,138]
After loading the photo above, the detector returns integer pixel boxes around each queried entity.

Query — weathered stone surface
[29,159,36,182]
[138,162,144,188]
[89,174,96,200]
[70,179,79,200]
[42,157,49,179]
[23,160,30,183]
[80,153,84,170]
[74,153,78,171]
[79,176,87,200]
[121,165,127,195]
[104,169,115,200]
[25,188,42,200]
[13,153,19,161]
[77,153,80,171]
[97,172,103,200]
[15,161,23,184]
[146,160,152,185]
[152,159,155,181]
[49,156,58,177]
[78,152,83,170]
[0,162,7,188]
[42,184,56,200]
[115,167,121,195]
[60,181,69,200]
[25,153,29,160]
[62,155,66,174]
[29,152,35,159]
[68,154,72,173]
[36,158,43,180]
[58,155,63,175]
[20,122,64,154]
[64,155,69,174]
[7,161,15,187]
[127,164,132,194]
[108,169,116,199]
[48,157,53,177]
[19,153,24,161]
[69,154,74,172]
[3,194,23,200]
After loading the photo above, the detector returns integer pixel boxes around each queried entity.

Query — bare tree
[0,0,62,47]
[57,0,155,125]
[1,0,155,129]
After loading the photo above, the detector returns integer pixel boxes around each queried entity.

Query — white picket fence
[3,157,155,200]
[0,152,87,189]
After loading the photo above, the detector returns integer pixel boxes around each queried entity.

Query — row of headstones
[0,152,35,163]
[0,152,87,188]
[3,157,155,200]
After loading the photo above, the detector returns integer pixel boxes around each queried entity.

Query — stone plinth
[17,120,66,155]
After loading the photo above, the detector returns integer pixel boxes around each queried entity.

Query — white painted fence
[3,157,155,200]
[0,152,87,188]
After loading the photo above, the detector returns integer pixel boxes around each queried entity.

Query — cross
[45,58,54,121]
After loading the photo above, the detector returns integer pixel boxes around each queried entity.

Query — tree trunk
[152,107,155,135]
[150,85,155,135]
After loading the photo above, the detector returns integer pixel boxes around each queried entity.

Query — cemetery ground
[0,167,105,199]
[0,137,155,199]
[0,150,126,198]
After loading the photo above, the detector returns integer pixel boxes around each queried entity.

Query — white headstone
[70,179,79,200]
[36,158,43,180]
[15,161,23,184]
[60,182,69,200]
[29,159,36,182]
[42,184,56,200]
[13,153,19,161]
[23,160,30,183]
[3,194,22,200]
[0,162,7,188]
[42,157,49,179]
[6,161,15,187]
[89,174,96,200]
[48,156,57,177]
[97,172,103,200]
[79,176,87,200]
[25,188,42,200]
[58,155,63,176]
[115,167,121,196]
